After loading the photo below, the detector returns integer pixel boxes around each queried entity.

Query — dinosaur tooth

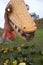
[15,25,17,29]
[20,30,23,34]
[14,24,15,28]
[26,34,29,36]
[16,27,19,32]
[18,29,20,32]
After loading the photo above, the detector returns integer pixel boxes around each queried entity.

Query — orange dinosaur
[2,0,37,42]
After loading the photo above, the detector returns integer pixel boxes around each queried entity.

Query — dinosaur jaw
[10,20,35,41]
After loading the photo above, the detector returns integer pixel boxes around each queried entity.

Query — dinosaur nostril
[23,27,26,29]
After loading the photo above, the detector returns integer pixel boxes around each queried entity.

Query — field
[0,29,43,65]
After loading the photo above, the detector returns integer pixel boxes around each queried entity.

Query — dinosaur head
[5,0,37,41]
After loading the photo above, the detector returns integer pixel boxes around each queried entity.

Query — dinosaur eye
[7,8,11,12]
[5,5,12,14]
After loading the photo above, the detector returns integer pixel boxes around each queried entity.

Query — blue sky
[0,0,43,28]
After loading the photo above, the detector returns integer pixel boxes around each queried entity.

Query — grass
[0,29,43,65]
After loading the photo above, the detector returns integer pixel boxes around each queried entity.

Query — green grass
[0,29,43,48]
[0,29,43,65]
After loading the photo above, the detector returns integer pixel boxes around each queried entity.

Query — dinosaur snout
[22,22,37,33]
